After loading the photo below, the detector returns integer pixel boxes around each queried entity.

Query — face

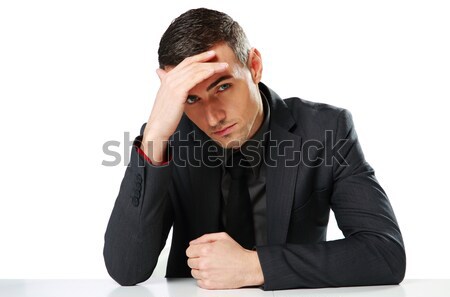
[179,43,264,149]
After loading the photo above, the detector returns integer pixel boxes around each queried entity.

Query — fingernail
[207,50,215,55]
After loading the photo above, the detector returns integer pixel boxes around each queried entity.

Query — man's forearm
[141,124,171,165]
[256,233,406,290]
[104,144,174,285]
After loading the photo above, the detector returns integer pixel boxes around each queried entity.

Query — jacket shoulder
[283,97,350,135]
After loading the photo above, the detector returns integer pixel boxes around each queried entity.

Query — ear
[247,48,263,84]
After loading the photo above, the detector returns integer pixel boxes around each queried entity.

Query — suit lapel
[261,83,303,244]
[265,123,302,244]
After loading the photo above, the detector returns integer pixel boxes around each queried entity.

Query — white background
[0,0,449,279]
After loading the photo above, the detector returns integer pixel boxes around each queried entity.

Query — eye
[217,83,231,92]
[186,95,200,105]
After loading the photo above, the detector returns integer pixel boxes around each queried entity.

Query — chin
[213,138,241,149]
[228,138,246,149]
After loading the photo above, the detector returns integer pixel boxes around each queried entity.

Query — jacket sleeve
[103,123,174,285]
[256,109,406,290]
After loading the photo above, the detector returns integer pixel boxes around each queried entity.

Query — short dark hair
[158,8,251,69]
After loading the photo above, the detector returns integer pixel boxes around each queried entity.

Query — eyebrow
[206,75,233,92]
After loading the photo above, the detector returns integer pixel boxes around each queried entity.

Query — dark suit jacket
[103,82,406,290]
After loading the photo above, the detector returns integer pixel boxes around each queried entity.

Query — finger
[172,62,228,92]
[160,62,228,99]
[190,232,227,245]
[176,50,216,69]
[186,244,201,258]
[181,61,228,79]
[186,242,213,258]
[171,61,228,84]
[187,257,200,269]
[191,269,201,280]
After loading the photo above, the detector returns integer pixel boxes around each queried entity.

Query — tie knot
[227,152,249,179]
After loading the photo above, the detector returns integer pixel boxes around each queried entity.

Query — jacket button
[134,189,141,197]
[132,197,139,207]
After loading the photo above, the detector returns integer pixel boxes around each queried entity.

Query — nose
[204,101,225,128]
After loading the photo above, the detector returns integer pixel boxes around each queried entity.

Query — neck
[247,92,264,140]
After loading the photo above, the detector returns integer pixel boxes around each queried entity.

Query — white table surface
[1,279,449,297]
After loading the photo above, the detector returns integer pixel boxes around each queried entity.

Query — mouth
[212,123,237,137]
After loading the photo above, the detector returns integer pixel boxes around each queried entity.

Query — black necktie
[225,152,255,250]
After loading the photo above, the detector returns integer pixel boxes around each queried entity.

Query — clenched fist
[186,232,264,289]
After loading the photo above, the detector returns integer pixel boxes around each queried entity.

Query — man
[103,8,406,290]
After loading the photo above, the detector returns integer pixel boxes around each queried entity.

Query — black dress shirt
[219,91,270,246]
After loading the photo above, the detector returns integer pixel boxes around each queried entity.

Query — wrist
[245,250,264,287]
[140,136,169,164]
[143,118,172,141]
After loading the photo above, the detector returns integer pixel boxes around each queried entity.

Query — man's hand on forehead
[159,50,227,76]
[141,50,229,163]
